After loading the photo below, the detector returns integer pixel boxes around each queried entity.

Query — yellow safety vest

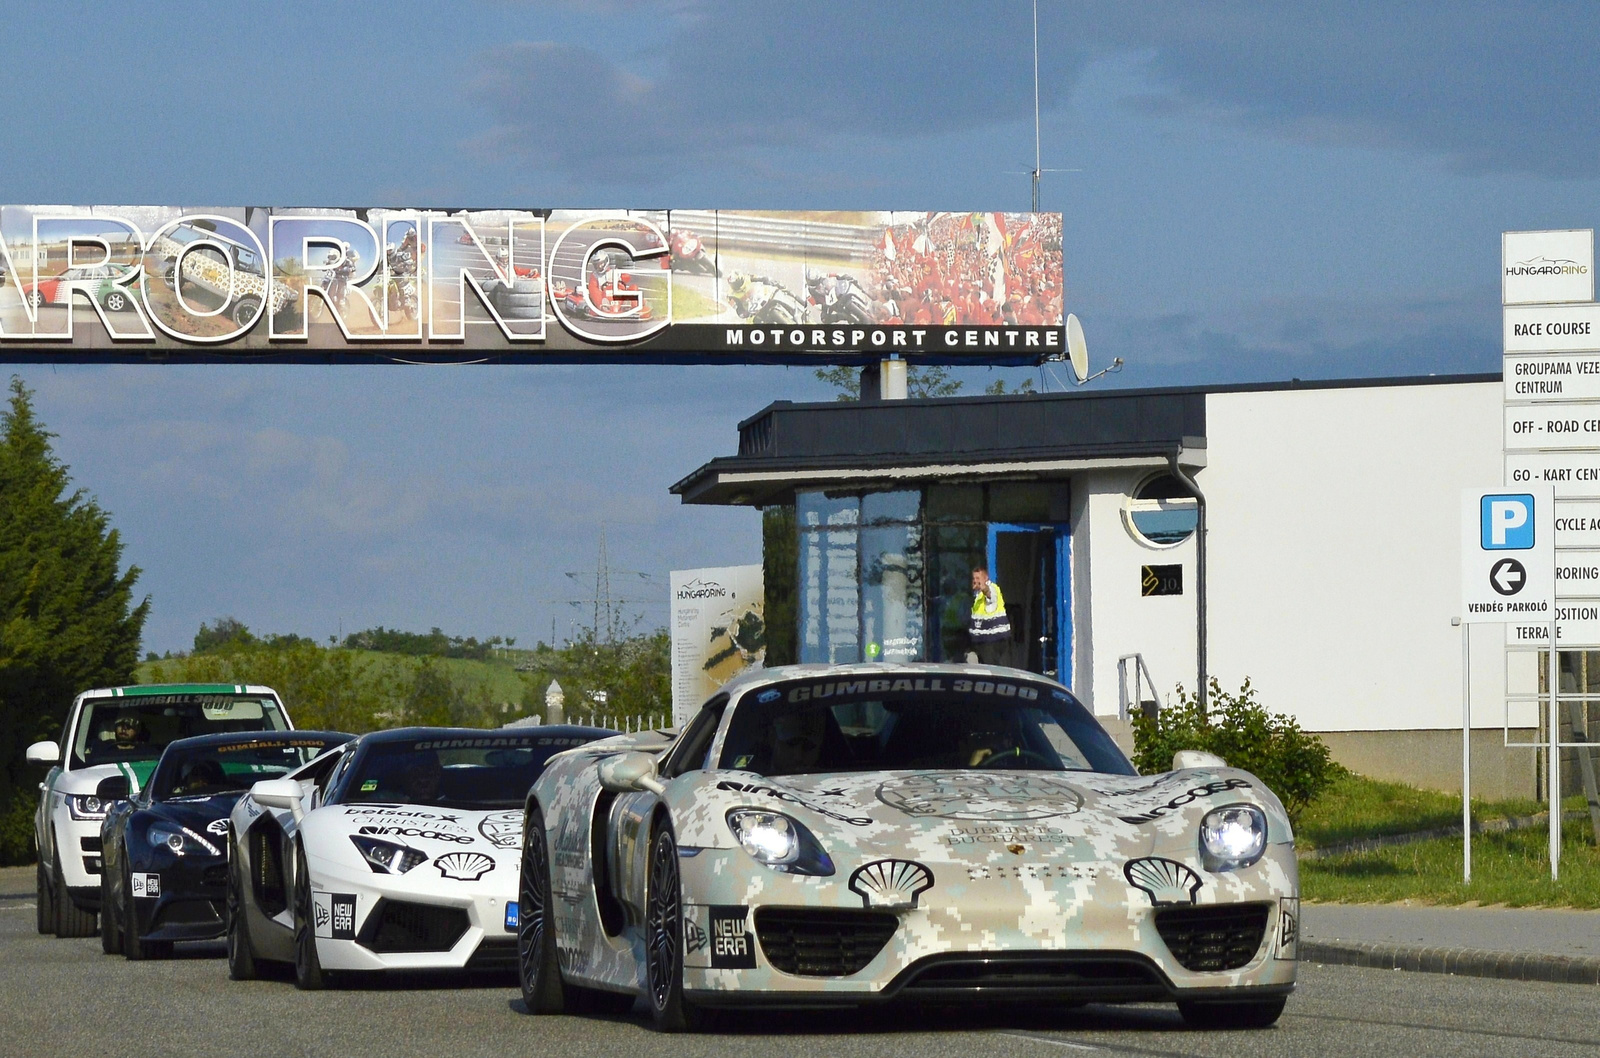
[971,583,1011,642]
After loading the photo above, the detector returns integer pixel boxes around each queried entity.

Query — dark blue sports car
[98,730,352,959]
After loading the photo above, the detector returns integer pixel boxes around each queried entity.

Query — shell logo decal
[848,859,934,910]
[435,851,495,881]
[1124,857,1202,906]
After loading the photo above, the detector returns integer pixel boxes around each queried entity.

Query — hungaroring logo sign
[0,207,1063,365]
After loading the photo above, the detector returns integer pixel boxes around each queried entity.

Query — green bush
[0,797,35,866]
[1130,677,1345,825]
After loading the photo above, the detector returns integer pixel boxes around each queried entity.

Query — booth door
[989,524,1071,682]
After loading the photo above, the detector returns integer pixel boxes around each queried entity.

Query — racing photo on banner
[0,207,1063,364]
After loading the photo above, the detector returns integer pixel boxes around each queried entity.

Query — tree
[814,364,964,400]
[194,615,256,653]
[0,377,148,864]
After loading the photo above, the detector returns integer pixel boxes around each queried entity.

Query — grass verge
[1296,773,1543,851]
[1300,824,1600,908]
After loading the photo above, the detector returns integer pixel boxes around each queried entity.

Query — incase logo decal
[708,906,757,969]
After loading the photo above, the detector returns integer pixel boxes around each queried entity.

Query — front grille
[152,900,223,928]
[901,954,1164,993]
[357,899,469,954]
[464,938,519,973]
[1155,904,1270,972]
[80,836,102,853]
[754,908,897,977]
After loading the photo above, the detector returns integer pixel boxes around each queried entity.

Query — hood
[57,761,159,797]
[314,802,526,882]
[681,767,1290,866]
[140,792,245,836]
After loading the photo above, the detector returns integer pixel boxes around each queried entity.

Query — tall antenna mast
[1032,0,1041,212]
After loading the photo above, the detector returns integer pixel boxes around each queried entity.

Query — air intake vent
[1154,904,1270,972]
[754,908,897,977]
[357,899,469,954]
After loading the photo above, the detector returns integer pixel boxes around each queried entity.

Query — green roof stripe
[119,684,245,696]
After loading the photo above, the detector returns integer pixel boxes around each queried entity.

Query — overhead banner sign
[0,207,1063,364]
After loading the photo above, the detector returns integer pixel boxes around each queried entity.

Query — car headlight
[1199,804,1267,872]
[68,795,108,820]
[146,822,219,857]
[350,835,428,875]
[726,810,834,876]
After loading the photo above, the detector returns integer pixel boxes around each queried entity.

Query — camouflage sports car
[516,663,1299,1032]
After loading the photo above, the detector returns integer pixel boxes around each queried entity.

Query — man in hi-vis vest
[968,563,1012,666]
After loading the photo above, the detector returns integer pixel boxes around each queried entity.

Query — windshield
[719,675,1136,777]
[149,735,348,802]
[71,694,289,769]
[339,733,599,810]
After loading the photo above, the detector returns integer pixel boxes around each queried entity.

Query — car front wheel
[517,804,565,1013]
[226,843,258,980]
[99,869,121,955]
[36,859,55,935]
[644,823,711,1032]
[53,854,96,938]
[292,842,330,990]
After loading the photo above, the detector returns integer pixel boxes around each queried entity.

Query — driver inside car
[958,711,1022,767]
[177,758,227,796]
[769,711,827,773]
[395,751,444,803]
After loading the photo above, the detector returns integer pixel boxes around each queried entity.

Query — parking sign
[1462,486,1554,623]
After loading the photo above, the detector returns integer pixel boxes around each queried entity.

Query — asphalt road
[2,867,1596,1058]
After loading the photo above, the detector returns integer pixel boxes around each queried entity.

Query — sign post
[1503,229,1596,882]
[1462,486,1556,877]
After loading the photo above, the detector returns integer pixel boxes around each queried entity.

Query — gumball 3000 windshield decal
[876,772,1085,820]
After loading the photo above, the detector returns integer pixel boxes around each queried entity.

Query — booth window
[1124,474,1198,548]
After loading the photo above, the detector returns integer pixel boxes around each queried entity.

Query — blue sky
[6,0,1600,652]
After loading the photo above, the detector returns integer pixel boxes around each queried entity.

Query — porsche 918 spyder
[516,664,1298,1032]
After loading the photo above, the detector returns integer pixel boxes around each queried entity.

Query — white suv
[28,684,293,937]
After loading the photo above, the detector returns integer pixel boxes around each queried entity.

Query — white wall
[1201,381,1505,732]
[1073,468,1199,716]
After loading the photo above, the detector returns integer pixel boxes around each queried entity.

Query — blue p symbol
[1482,494,1535,550]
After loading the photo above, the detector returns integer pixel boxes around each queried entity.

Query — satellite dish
[1066,313,1089,382]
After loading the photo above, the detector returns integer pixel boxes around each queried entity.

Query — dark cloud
[1075,1,1600,179]
[471,1,1600,181]
[467,1,1081,174]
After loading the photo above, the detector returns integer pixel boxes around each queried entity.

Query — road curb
[1303,940,1600,985]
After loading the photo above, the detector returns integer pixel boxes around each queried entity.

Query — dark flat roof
[672,372,1499,506]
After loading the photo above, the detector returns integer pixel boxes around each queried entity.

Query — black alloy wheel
[517,805,566,1013]
[52,853,96,938]
[35,859,56,935]
[1178,996,1287,1029]
[122,860,172,960]
[226,842,258,980]
[292,842,329,990]
[643,824,709,1032]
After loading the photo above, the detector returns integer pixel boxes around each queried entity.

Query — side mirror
[25,740,59,766]
[1173,749,1228,771]
[250,777,306,823]
[597,751,665,795]
[95,775,131,803]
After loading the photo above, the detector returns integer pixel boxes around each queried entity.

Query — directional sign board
[1462,486,1554,624]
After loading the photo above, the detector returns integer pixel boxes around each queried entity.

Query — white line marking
[0,904,38,911]
[996,1034,1099,1052]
